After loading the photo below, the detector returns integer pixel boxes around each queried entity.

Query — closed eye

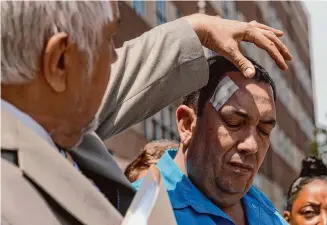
[223,118,242,129]
[258,127,269,136]
[226,123,241,128]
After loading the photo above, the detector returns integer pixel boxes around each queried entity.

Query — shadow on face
[284,179,327,225]
[184,71,276,207]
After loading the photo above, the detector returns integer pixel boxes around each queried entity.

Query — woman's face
[285,179,327,225]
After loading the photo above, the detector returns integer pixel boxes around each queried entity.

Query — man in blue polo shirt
[133,55,288,225]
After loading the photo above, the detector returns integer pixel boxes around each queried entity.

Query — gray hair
[1,1,115,84]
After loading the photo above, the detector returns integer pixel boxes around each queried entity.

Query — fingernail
[284,64,288,70]
[245,68,254,78]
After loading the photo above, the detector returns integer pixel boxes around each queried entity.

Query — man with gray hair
[1,1,292,225]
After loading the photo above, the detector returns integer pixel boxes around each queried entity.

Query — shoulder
[1,158,61,225]
[248,186,288,225]
[249,186,276,210]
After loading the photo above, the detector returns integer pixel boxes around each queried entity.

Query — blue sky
[303,1,327,128]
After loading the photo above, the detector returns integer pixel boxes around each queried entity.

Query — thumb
[224,47,256,78]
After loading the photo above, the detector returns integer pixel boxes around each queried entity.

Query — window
[253,174,262,188]
[132,0,144,16]
[156,1,166,25]
[176,9,183,19]
[222,1,229,18]
[144,105,179,141]
[222,1,236,19]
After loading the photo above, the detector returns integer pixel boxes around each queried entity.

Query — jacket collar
[71,132,134,191]
[156,150,230,220]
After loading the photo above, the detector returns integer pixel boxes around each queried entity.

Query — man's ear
[176,105,197,148]
[43,32,68,93]
[283,211,291,223]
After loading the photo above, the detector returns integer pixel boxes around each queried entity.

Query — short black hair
[182,55,276,116]
[286,156,327,211]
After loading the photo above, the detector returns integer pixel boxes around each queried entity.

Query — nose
[237,128,259,155]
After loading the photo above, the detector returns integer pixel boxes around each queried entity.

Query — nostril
[239,149,248,155]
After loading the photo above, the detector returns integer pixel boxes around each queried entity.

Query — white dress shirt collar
[1,99,56,148]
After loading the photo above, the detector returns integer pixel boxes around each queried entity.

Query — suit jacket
[1,19,209,225]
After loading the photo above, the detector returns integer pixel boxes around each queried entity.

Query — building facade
[106,1,315,211]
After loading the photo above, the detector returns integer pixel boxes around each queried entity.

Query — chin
[51,130,84,149]
[72,135,84,149]
[214,177,251,204]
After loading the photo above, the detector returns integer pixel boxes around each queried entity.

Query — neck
[173,144,247,225]
[2,84,63,140]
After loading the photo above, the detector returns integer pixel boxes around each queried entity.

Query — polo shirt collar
[157,149,279,224]
[157,149,231,221]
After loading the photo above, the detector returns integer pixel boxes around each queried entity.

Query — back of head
[125,140,179,182]
[1,1,114,84]
[1,2,119,148]
[286,156,327,211]
[182,55,276,116]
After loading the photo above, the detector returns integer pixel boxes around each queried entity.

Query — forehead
[295,180,327,203]
[220,72,275,116]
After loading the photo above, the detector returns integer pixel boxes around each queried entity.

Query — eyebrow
[301,202,321,208]
[260,118,276,126]
[234,110,249,119]
[231,110,276,126]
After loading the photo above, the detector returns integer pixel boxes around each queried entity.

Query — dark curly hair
[286,156,327,211]
[124,140,179,182]
[182,55,276,117]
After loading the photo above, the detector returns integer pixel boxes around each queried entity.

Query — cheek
[256,136,270,162]
[292,214,318,225]
[88,49,112,114]
[216,125,235,150]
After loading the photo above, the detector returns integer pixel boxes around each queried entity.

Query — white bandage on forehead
[210,76,239,111]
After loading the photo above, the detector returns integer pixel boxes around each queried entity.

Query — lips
[227,162,254,174]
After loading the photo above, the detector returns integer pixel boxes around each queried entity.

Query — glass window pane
[156,1,166,25]
[176,9,183,19]
[144,119,153,140]
[153,112,162,125]
[162,107,170,127]
[133,0,144,16]
[155,122,162,139]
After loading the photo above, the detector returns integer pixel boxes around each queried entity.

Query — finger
[263,30,292,61]
[222,45,256,78]
[244,29,288,70]
[249,20,284,37]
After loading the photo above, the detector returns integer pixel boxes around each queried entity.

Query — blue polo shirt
[133,149,287,225]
